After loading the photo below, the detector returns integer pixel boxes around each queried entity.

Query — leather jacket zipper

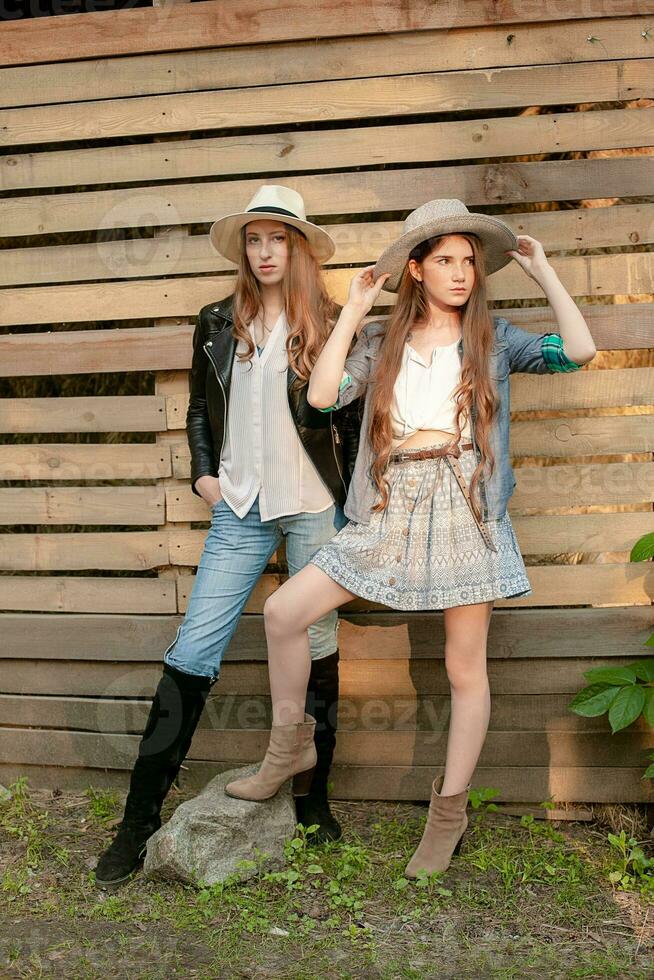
[203,340,228,457]
[331,421,347,494]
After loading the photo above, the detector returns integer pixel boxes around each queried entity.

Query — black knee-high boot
[94,663,212,887]
[295,649,342,843]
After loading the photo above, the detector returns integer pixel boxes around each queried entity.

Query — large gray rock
[143,764,298,886]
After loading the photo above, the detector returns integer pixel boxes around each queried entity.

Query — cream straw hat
[373,198,518,292]
[209,184,336,264]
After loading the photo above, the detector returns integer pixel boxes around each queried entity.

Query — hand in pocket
[194,474,223,507]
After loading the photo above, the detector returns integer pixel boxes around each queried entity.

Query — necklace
[255,309,283,345]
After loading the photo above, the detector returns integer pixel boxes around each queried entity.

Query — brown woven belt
[389,439,498,553]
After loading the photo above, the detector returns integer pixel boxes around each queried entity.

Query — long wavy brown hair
[369,233,499,518]
[230,222,339,381]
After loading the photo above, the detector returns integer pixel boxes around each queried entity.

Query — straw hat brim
[372,214,518,292]
[209,210,336,264]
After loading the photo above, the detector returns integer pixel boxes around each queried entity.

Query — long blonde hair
[369,233,498,517]
[231,224,339,381]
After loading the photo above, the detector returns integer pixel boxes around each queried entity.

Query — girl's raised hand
[506,234,551,283]
[346,265,391,314]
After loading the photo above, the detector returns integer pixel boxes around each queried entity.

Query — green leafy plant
[568,532,654,782]
[606,830,654,900]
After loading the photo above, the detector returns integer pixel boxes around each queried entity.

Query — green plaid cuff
[317,373,352,412]
[541,334,582,373]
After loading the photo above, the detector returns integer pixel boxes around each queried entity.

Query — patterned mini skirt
[310,441,532,611]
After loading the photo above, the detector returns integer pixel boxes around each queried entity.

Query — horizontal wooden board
[3,692,646,735]
[2,302,643,380]
[510,365,653,413]
[0,727,648,772]
[4,0,649,66]
[3,249,652,326]
[0,486,165,526]
[2,17,648,109]
[0,396,166,434]
[0,761,649,803]
[3,157,652,241]
[166,365,654,432]
[0,532,169,572]
[3,63,652,157]
[169,461,654,522]
[7,204,653,286]
[176,562,653,612]
[170,512,654,565]
[0,324,191,378]
[0,444,171,482]
[170,412,653,464]
[509,414,653,458]
[189,729,652,769]
[0,577,176,614]
[2,609,650,662]
[0,655,646,698]
[511,461,654,512]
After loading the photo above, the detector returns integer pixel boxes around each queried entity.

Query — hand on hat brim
[347,265,392,314]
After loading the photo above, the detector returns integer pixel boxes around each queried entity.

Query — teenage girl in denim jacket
[225,199,597,878]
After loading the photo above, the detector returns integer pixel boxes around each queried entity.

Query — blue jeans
[163,496,348,683]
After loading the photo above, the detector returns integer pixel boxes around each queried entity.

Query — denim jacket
[320,315,582,525]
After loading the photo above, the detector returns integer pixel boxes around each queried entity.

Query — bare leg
[440,601,493,796]
[263,564,354,726]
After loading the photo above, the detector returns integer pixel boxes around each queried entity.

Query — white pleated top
[390,338,471,449]
[218,310,334,521]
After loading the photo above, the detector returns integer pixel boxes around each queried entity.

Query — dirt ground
[1,784,652,980]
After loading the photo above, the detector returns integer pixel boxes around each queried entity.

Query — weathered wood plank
[6,205,653,286]
[511,461,654,512]
[0,397,166,434]
[0,656,646,698]
[2,158,652,240]
[4,691,647,734]
[0,727,648,771]
[0,487,165,526]
[4,252,654,340]
[0,578,176,614]
[176,563,653,612]
[510,366,653,413]
[171,412,654,461]
[509,414,653,458]
[2,609,650,662]
[0,533,169,572]
[0,444,171,482]
[170,512,654,565]
[2,303,649,380]
[3,63,652,155]
[1,761,649,802]
[168,461,654,522]
[0,325,190,378]
[4,0,649,66]
[166,364,654,433]
[2,17,648,109]
[4,249,653,325]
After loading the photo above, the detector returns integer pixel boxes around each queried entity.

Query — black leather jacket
[186,295,362,507]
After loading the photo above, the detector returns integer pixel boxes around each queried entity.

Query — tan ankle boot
[405,774,471,877]
[224,713,317,802]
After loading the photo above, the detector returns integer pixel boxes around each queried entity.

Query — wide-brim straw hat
[209,184,336,264]
[373,198,518,292]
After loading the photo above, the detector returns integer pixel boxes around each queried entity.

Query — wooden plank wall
[0,1,652,803]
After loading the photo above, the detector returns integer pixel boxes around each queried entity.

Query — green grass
[0,779,652,979]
